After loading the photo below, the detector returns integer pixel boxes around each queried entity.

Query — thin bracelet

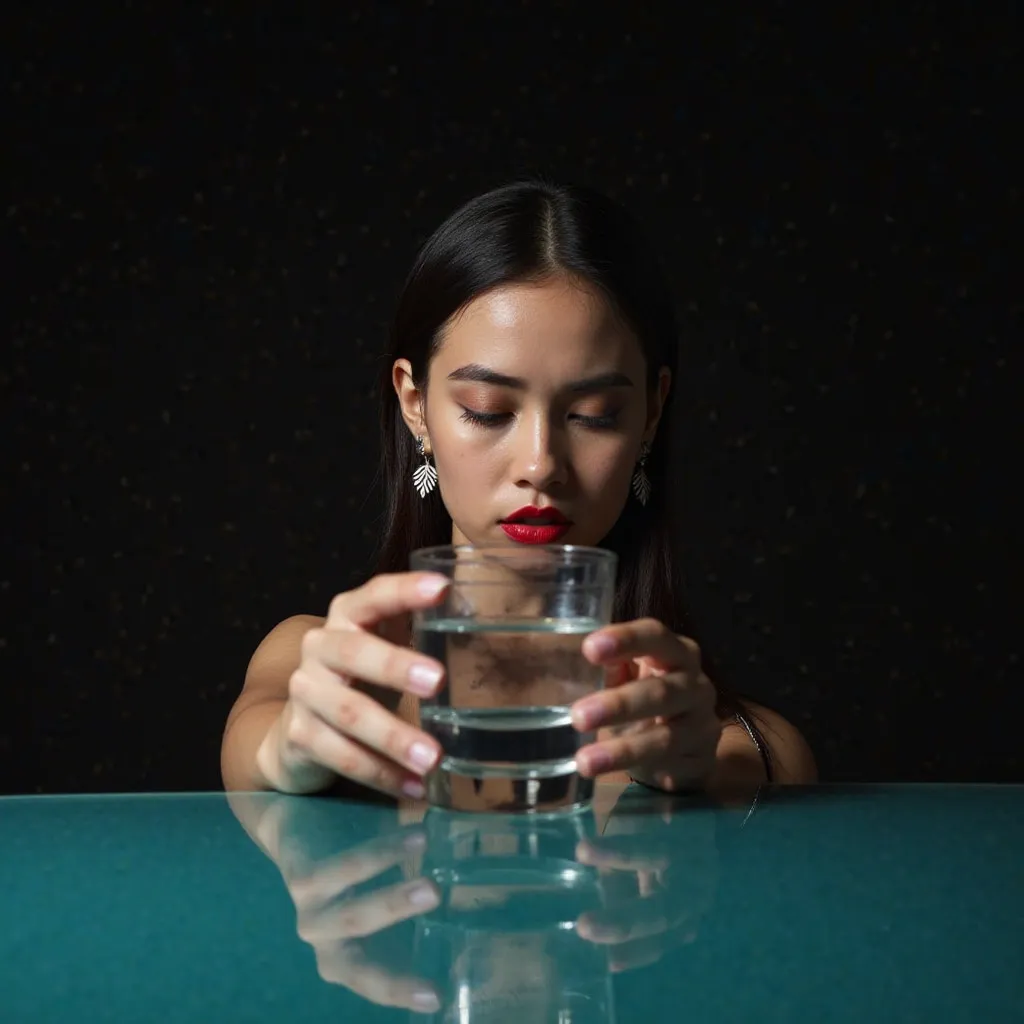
[733,709,774,784]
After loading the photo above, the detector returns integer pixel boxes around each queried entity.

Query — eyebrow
[446,363,634,392]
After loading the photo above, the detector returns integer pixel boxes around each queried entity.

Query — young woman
[221,180,817,799]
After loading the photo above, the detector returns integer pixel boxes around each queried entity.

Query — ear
[392,359,428,440]
[643,367,672,444]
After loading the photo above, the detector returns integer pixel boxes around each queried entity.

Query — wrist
[257,703,336,795]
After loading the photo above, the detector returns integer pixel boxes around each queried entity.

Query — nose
[511,411,569,492]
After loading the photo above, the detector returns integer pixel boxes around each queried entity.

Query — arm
[221,608,414,794]
[714,700,818,786]
[220,614,328,792]
[600,702,816,793]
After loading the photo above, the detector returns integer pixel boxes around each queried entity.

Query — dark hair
[375,180,769,765]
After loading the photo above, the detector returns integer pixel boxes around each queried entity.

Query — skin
[396,276,670,553]
[394,275,715,789]
[220,274,818,799]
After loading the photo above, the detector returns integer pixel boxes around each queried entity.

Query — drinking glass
[412,808,615,1023]
[410,544,617,813]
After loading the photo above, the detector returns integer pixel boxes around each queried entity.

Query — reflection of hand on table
[576,786,720,974]
[226,783,729,1006]
[227,793,441,1013]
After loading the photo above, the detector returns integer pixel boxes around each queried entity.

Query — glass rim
[410,543,617,567]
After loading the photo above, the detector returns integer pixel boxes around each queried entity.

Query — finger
[575,838,670,873]
[571,674,702,732]
[608,935,668,974]
[290,661,441,777]
[576,712,722,779]
[582,620,700,670]
[574,721,675,777]
[297,878,439,944]
[301,626,445,699]
[637,868,659,899]
[605,660,637,689]
[285,706,431,799]
[576,900,670,946]
[288,830,426,910]
[595,751,714,790]
[606,922,701,973]
[397,802,429,827]
[327,572,450,630]
[316,945,440,1013]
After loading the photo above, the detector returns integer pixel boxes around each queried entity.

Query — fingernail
[402,779,426,800]
[579,748,612,775]
[417,574,449,598]
[585,634,617,658]
[408,662,443,695]
[412,988,440,1012]
[406,881,438,908]
[409,742,439,772]
[572,698,603,731]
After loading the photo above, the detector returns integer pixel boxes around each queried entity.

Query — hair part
[376,181,677,610]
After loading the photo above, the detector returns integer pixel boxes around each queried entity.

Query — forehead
[431,278,644,379]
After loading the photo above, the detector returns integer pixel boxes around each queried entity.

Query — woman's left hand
[570,619,722,791]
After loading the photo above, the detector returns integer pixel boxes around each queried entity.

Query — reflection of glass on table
[413,808,616,1023]
[411,545,617,813]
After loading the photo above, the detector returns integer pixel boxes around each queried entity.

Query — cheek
[431,401,500,452]
[575,439,635,491]
[429,420,503,502]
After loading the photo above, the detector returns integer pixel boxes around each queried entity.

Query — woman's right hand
[263,572,451,798]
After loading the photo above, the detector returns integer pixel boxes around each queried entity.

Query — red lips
[499,505,572,545]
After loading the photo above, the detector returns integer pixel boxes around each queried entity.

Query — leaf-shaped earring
[413,436,438,498]
[632,441,652,506]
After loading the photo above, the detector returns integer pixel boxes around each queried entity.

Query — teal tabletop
[2,784,1022,1022]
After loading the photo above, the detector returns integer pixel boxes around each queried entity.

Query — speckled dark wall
[4,5,1019,793]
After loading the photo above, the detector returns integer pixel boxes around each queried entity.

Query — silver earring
[632,441,652,506]
[413,436,438,498]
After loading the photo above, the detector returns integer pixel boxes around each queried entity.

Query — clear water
[415,617,603,782]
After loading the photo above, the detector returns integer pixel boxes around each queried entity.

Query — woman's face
[395,276,670,548]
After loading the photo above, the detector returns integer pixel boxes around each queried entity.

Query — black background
[4,3,1019,794]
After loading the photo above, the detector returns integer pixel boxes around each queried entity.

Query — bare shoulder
[247,610,323,684]
[739,700,818,784]
[243,614,325,698]
[223,614,325,737]
[237,612,406,720]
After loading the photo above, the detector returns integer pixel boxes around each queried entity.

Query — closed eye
[459,408,622,430]
[459,407,510,427]
[570,412,620,430]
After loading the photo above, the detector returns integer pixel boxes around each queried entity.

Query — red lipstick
[499,505,572,545]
